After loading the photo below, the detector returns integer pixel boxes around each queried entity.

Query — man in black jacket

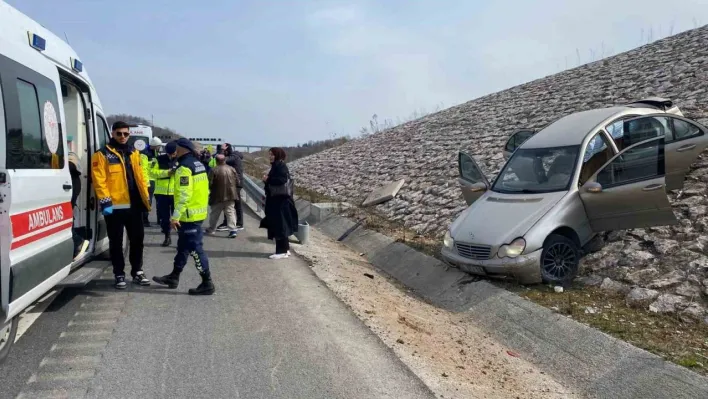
[217,143,244,231]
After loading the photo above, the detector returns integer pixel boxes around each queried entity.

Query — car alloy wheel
[541,234,580,284]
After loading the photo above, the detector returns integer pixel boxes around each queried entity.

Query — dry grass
[506,283,708,375]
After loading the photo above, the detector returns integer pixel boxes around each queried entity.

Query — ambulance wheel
[0,316,19,364]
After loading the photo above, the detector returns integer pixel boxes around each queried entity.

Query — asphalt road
[0,211,433,399]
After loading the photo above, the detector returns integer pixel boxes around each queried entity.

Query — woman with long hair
[259,147,299,259]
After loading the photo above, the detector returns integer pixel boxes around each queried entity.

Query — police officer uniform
[153,139,215,295]
[152,141,178,247]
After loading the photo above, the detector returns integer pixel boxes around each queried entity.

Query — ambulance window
[96,115,109,148]
[16,80,43,153]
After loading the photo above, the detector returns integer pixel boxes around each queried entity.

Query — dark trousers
[143,181,155,222]
[175,221,210,275]
[155,194,174,235]
[222,197,243,227]
[105,209,144,277]
[275,237,290,254]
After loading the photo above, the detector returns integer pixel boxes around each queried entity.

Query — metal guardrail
[242,174,266,213]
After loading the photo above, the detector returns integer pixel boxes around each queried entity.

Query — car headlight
[497,238,526,258]
[443,231,455,249]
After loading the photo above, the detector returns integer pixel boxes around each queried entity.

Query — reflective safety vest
[140,153,155,182]
[151,154,175,196]
[172,153,209,222]
[208,157,216,168]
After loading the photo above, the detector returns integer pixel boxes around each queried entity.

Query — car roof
[522,106,628,148]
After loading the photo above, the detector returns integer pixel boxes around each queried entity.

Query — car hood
[451,191,567,246]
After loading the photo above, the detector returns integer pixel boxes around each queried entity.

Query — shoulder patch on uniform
[180,176,189,186]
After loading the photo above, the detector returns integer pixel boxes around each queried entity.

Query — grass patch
[507,284,708,375]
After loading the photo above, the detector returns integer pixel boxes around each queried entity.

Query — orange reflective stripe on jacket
[91,145,151,211]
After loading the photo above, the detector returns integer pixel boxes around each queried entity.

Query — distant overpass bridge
[229,145,270,153]
[154,136,270,153]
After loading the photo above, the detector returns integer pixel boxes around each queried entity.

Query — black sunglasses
[114,132,130,137]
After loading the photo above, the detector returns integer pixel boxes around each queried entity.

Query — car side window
[459,152,485,183]
[611,116,670,151]
[96,114,110,148]
[1,54,65,170]
[505,130,534,152]
[672,119,702,140]
[597,139,664,188]
[579,132,613,185]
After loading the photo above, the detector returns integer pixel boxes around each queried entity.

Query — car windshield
[492,145,580,193]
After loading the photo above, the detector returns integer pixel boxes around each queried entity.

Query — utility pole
[151,114,154,126]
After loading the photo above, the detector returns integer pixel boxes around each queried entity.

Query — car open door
[579,136,677,232]
[664,117,708,191]
[502,129,536,160]
[458,151,490,205]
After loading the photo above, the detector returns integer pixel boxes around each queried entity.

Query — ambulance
[128,124,153,153]
[0,1,125,362]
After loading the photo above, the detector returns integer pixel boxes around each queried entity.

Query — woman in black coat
[259,147,299,259]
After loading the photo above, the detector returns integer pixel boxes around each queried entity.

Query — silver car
[441,98,708,284]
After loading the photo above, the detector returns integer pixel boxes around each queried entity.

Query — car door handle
[63,184,72,191]
[642,183,664,191]
[676,144,697,152]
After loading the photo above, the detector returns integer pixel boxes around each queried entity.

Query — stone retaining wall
[290,26,708,319]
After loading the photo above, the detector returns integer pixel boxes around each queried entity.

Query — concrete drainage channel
[240,179,708,398]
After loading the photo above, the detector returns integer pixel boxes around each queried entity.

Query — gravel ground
[292,228,581,399]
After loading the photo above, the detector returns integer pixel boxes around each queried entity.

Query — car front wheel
[540,234,580,285]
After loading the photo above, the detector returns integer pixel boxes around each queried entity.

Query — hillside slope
[291,26,708,233]
[290,26,708,316]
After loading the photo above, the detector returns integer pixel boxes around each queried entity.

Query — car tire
[540,234,580,285]
[0,316,19,365]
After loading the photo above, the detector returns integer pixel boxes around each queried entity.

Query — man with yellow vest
[151,141,178,247]
[153,139,215,295]
[91,121,152,289]
[139,137,162,227]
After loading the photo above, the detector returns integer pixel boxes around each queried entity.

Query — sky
[7,0,708,146]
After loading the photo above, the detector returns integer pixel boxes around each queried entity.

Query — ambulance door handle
[63,184,72,191]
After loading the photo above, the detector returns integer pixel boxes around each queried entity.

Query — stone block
[361,179,405,207]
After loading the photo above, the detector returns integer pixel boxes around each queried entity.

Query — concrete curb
[244,196,708,399]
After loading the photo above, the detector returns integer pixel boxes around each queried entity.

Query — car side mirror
[584,181,602,193]
[469,182,487,192]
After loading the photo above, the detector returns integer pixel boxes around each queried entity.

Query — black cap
[175,138,195,152]
[165,141,178,154]
[111,121,131,131]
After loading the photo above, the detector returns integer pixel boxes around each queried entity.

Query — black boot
[161,234,172,247]
[152,268,180,288]
[188,272,215,296]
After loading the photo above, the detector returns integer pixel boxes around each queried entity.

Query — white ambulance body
[0,1,120,362]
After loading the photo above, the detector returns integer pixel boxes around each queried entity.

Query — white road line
[27,369,95,382]
[15,289,62,343]
[40,355,102,367]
